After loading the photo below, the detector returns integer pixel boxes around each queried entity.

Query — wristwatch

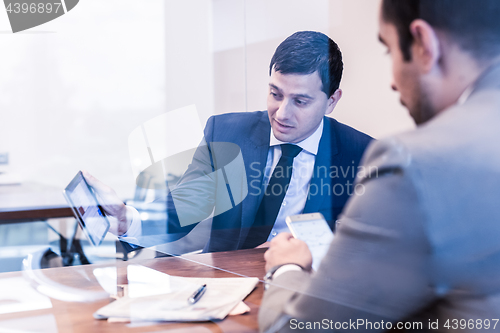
[263,264,304,290]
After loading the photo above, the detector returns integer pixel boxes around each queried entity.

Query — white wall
[329,0,415,137]
[0,0,166,198]
[164,0,214,127]
[212,0,415,137]
[212,0,331,114]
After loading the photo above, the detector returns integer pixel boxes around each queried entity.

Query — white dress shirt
[123,119,324,242]
[264,120,323,241]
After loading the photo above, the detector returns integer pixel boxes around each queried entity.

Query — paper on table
[105,301,250,323]
[94,276,258,322]
[228,301,251,316]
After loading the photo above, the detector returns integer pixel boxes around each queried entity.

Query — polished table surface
[0,248,267,333]
[0,183,73,222]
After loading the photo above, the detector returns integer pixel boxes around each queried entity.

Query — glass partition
[0,0,415,331]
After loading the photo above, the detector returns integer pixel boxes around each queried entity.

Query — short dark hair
[269,31,343,97]
[382,0,500,61]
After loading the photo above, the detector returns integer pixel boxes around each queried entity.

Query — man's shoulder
[209,111,268,126]
[384,99,489,161]
[204,111,270,142]
[324,117,373,153]
[358,108,468,179]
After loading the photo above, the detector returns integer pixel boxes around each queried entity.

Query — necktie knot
[280,144,302,159]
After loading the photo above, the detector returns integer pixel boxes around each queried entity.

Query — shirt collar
[269,119,323,155]
[457,59,500,106]
[457,84,474,106]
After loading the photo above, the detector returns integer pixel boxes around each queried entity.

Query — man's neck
[269,119,324,155]
[434,43,500,113]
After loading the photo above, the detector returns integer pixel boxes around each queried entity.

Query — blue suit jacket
[160,111,372,252]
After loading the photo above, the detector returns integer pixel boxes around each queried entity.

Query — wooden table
[0,248,267,332]
[0,183,73,223]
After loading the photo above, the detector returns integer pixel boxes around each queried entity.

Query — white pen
[188,284,207,304]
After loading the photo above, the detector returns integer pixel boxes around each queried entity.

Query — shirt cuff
[272,264,303,279]
[118,206,142,244]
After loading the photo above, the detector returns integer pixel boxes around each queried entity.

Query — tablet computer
[286,213,334,271]
[63,171,110,247]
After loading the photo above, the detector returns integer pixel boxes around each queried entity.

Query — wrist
[120,206,142,238]
[263,263,305,290]
[117,205,132,235]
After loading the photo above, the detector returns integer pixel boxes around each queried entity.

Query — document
[94,268,258,322]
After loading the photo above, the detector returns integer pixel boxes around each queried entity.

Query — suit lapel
[240,113,271,231]
[303,117,340,213]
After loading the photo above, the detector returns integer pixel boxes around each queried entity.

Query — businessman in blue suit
[85,31,372,253]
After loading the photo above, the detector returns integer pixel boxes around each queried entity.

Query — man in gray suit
[259,0,500,332]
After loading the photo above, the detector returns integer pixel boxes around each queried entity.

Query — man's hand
[82,170,130,236]
[256,241,270,249]
[264,233,313,272]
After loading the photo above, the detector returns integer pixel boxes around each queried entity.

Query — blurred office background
[0,0,414,272]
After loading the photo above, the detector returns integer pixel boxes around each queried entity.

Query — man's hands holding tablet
[82,170,131,236]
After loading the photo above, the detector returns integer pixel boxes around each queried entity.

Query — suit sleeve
[259,138,437,332]
[131,116,219,248]
[163,115,218,230]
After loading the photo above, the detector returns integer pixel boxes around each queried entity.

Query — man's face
[267,69,336,143]
[378,17,435,125]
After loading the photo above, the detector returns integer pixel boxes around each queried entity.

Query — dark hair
[269,31,343,97]
[382,0,500,61]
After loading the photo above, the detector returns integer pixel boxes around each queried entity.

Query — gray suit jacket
[259,64,500,332]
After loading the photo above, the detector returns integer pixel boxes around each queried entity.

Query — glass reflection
[0,277,52,315]
[127,265,198,299]
[0,314,58,333]
[93,266,117,296]
[22,248,109,302]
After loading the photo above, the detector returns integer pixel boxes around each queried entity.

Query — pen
[188,284,207,304]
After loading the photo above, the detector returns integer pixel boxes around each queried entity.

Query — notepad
[93,265,258,322]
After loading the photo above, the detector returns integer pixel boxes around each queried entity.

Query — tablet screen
[287,215,334,271]
[63,171,110,246]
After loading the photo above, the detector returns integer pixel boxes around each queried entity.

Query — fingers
[279,232,293,239]
[289,237,307,248]
[264,249,275,272]
[82,170,111,194]
[80,170,129,236]
[270,232,294,245]
[264,233,314,272]
[256,241,270,248]
[264,248,270,262]
[81,171,124,213]
[82,169,96,185]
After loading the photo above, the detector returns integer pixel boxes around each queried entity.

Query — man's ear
[409,19,441,73]
[325,89,342,115]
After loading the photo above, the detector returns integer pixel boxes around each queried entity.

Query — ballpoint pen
[188,284,207,305]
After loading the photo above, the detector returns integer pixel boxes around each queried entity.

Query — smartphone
[63,171,110,247]
[286,213,334,271]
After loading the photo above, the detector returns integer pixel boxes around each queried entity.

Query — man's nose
[391,83,398,91]
[275,99,291,119]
